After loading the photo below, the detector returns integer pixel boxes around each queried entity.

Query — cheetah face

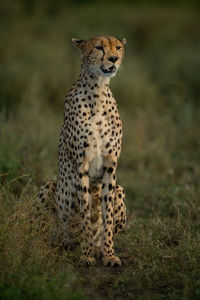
[72,36,126,78]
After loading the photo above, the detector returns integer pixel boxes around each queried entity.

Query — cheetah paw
[102,255,121,267]
[80,256,96,267]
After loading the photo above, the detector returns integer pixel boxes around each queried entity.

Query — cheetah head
[72,36,126,78]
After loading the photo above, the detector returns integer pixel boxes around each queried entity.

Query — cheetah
[38,36,126,267]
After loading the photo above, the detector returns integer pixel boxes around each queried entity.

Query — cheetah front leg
[101,155,121,267]
[90,184,103,258]
[77,158,96,266]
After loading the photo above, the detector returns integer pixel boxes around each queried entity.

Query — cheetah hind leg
[37,180,80,250]
[113,185,126,235]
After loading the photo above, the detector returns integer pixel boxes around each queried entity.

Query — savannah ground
[0,1,200,299]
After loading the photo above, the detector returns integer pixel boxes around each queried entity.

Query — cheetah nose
[108,56,118,63]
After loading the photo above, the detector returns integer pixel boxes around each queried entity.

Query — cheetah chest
[88,113,110,183]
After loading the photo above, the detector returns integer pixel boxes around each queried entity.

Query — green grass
[0,1,200,299]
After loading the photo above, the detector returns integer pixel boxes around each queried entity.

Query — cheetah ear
[72,38,85,49]
[122,38,126,45]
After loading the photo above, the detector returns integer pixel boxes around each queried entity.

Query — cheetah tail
[37,180,57,214]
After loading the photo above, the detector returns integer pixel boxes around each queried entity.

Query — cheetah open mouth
[100,65,116,75]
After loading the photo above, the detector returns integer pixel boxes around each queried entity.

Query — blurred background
[1,0,199,212]
[0,1,200,299]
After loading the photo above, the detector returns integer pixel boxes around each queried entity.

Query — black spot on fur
[108,184,113,190]
[108,167,114,173]
[83,142,89,148]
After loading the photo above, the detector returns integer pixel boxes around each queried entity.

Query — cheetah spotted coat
[38,36,126,267]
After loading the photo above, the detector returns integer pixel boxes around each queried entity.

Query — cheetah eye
[116,46,121,50]
[95,46,104,51]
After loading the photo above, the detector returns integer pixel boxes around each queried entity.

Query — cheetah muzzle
[100,65,116,75]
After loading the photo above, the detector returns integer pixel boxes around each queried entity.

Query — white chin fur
[99,68,117,77]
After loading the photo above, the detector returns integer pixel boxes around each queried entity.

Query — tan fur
[37,36,126,267]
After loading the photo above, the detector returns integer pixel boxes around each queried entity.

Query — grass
[0,1,200,299]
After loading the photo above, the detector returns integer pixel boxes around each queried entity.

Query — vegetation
[0,1,200,299]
